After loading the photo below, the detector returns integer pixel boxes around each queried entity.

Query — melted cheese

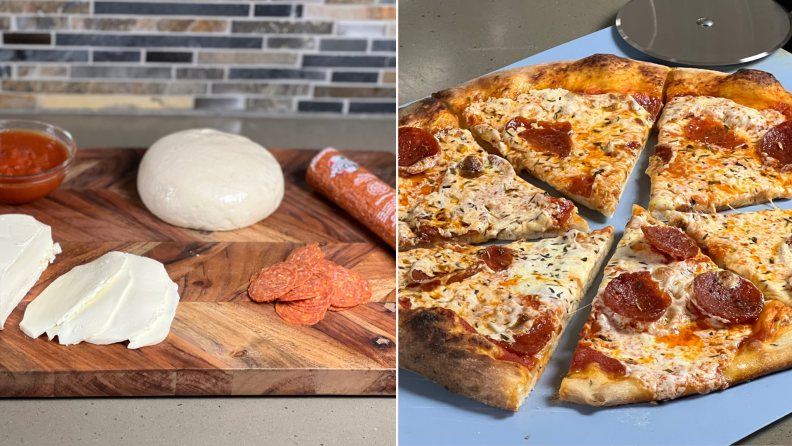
[399,126,585,247]
[648,96,792,214]
[584,208,753,400]
[464,88,651,215]
[668,209,792,306]
[399,230,612,343]
[405,154,569,244]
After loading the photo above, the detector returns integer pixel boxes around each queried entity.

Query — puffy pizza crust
[398,96,459,134]
[665,68,792,117]
[558,366,655,406]
[399,307,534,411]
[435,54,670,122]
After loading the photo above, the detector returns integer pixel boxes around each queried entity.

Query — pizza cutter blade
[616,0,792,66]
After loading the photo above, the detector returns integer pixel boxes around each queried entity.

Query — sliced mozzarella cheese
[86,254,170,345]
[127,282,179,349]
[48,262,133,345]
[20,251,126,339]
[0,215,60,330]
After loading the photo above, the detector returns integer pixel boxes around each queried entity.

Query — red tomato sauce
[0,131,69,176]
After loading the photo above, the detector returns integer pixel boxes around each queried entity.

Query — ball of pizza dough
[137,128,284,231]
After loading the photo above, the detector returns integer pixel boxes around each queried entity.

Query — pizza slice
[668,209,792,306]
[647,68,792,215]
[398,97,588,249]
[433,54,670,216]
[399,227,614,410]
[560,205,792,406]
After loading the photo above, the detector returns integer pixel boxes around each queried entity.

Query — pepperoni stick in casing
[306,148,396,249]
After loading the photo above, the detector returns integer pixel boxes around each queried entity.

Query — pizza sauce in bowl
[0,120,76,204]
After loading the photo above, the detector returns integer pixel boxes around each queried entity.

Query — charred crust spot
[727,69,779,88]
[402,307,499,357]
[575,53,626,70]
[398,97,449,127]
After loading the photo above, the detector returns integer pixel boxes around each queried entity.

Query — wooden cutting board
[0,148,396,397]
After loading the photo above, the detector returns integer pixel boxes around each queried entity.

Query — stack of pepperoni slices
[248,243,371,325]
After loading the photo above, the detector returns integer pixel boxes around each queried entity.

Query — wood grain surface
[0,148,396,397]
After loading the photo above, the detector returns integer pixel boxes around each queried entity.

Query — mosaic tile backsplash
[0,0,396,116]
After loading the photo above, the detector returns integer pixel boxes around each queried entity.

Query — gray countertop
[399,0,792,444]
[0,113,396,446]
[0,113,395,153]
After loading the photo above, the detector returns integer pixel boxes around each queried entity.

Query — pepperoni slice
[654,144,674,164]
[409,262,486,291]
[497,315,554,357]
[313,259,340,275]
[286,243,324,266]
[506,117,573,158]
[482,246,514,272]
[570,345,627,375]
[332,270,371,308]
[631,92,663,120]
[457,315,477,334]
[328,306,352,312]
[685,116,745,150]
[398,298,412,310]
[409,269,434,283]
[761,120,792,171]
[398,127,440,167]
[692,271,763,323]
[356,274,372,304]
[626,140,641,151]
[641,225,699,261]
[496,347,537,369]
[568,174,595,198]
[549,197,575,228]
[326,267,365,307]
[248,264,297,302]
[772,102,792,120]
[279,273,327,302]
[275,301,327,326]
[602,271,671,321]
[288,286,331,312]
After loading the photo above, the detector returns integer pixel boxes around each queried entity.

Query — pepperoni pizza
[398,97,589,249]
[399,228,614,410]
[668,209,792,306]
[559,206,792,406]
[647,68,792,215]
[433,54,670,217]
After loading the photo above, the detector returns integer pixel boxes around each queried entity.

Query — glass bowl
[0,120,77,205]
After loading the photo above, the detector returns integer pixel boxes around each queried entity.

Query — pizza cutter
[616,0,792,66]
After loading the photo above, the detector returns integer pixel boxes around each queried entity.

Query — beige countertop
[399,0,792,444]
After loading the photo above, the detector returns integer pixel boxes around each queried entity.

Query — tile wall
[0,0,396,116]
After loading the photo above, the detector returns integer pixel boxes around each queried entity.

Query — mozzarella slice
[20,251,126,339]
[0,215,60,330]
[86,254,169,345]
[47,262,133,345]
[127,282,179,349]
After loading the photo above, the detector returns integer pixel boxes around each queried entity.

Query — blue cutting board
[399,26,792,445]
